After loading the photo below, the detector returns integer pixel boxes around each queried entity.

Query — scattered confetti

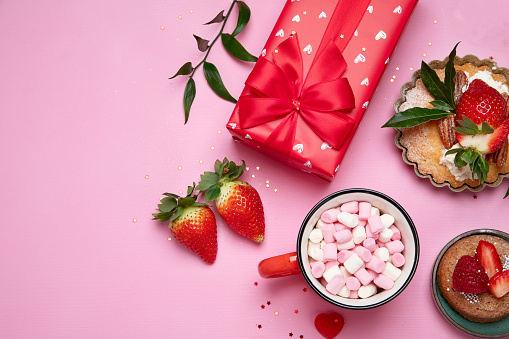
[168,237,172,241]
[275,311,279,316]
[428,42,432,46]
[267,301,271,305]
[199,160,203,164]
[433,19,438,24]
[256,166,260,170]
[303,11,307,15]
[211,146,215,150]
[410,67,414,71]
[395,67,400,71]
[257,324,262,329]
[289,333,293,337]
[246,167,250,171]
[160,25,165,30]
[294,310,299,314]
[178,166,182,170]
[473,195,478,199]
[251,174,255,178]
[261,305,265,309]
[218,130,222,134]
[133,218,137,223]
[178,15,182,19]
[145,175,149,179]
[362,47,366,52]
[423,53,427,57]
[189,9,194,14]
[274,189,278,192]
[179,190,183,195]
[254,282,258,286]
[303,288,307,292]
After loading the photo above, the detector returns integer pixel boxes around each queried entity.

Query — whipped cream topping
[439,144,476,182]
[466,70,509,94]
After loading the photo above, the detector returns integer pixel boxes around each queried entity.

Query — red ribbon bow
[237,34,356,156]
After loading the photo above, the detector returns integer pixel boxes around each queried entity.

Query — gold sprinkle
[274,49,279,54]
[256,166,260,170]
[246,167,250,171]
[291,31,296,35]
[179,190,183,195]
[362,47,366,52]
[390,79,395,83]
[275,312,279,316]
[178,166,182,170]
[133,218,137,223]
[217,130,222,134]
[423,53,427,57]
[211,146,215,150]
[307,50,311,55]
[395,67,400,71]
[266,180,270,183]
[168,237,172,241]
[274,189,278,192]
[252,174,256,178]
[433,19,438,24]
[409,67,414,71]
[178,15,182,19]
[189,9,194,14]
[160,25,165,30]
[266,184,270,188]
[340,34,344,39]
[428,42,432,46]
[303,11,307,15]
[199,160,204,164]
[145,175,149,179]
[392,75,396,79]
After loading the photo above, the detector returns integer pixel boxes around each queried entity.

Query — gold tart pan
[393,55,509,192]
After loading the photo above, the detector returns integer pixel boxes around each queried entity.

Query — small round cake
[437,234,509,323]
[393,55,509,192]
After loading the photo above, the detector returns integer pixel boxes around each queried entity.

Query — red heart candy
[314,312,345,339]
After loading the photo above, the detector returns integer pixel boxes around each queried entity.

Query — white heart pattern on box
[261,49,266,57]
[303,44,312,53]
[228,123,237,129]
[303,161,312,168]
[275,29,284,37]
[292,15,300,22]
[367,5,373,13]
[375,30,386,40]
[393,6,402,14]
[293,144,304,153]
[318,11,326,19]
[245,134,252,140]
[320,142,332,150]
[361,77,369,86]
[354,53,366,63]
[362,101,369,109]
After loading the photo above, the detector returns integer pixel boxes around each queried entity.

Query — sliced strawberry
[453,255,489,294]
[489,270,509,298]
[476,240,503,279]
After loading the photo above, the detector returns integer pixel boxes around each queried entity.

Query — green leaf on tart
[204,10,226,25]
[430,100,454,112]
[203,62,237,103]
[453,117,494,135]
[381,107,452,128]
[169,62,193,79]
[231,1,251,37]
[221,33,258,62]
[444,42,460,106]
[183,77,196,124]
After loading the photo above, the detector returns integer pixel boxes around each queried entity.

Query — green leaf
[158,197,177,212]
[420,61,450,105]
[193,34,209,52]
[231,1,251,37]
[169,62,193,79]
[221,33,258,62]
[196,171,220,191]
[453,117,494,136]
[183,77,196,124]
[204,185,221,203]
[481,121,495,134]
[203,62,237,103]
[171,206,184,223]
[382,107,451,128]
[204,10,225,25]
[444,42,460,106]
[504,186,509,199]
[430,100,453,112]
[453,149,468,168]
[178,196,195,207]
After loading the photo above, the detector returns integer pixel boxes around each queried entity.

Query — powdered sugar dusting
[503,254,509,271]
[460,292,480,304]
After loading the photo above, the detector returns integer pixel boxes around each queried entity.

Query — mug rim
[296,188,420,309]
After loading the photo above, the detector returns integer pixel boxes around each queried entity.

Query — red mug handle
[258,252,301,278]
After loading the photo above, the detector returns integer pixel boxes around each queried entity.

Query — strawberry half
[152,184,218,264]
[197,158,265,243]
[452,255,489,294]
[475,240,503,279]
[489,270,509,298]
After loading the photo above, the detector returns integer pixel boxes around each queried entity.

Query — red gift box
[227,0,418,180]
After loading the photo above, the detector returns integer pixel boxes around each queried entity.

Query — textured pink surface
[1,0,509,338]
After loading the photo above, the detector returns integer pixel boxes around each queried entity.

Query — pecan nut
[454,70,468,105]
[437,114,456,149]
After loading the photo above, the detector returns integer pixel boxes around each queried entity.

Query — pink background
[1,0,508,338]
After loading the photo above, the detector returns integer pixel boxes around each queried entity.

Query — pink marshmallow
[340,201,359,214]
[391,253,406,267]
[374,274,395,290]
[358,202,372,221]
[385,240,405,255]
[326,275,346,295]
[390,225,401,241]
[365,223,378,239]
[365,255,386,273]
[368,215,384,234]
[346,276,361,291]
[334,222,349,232]
[321,222,336,243]
[334,229,352,243]
[354,246,372,262]
[323,243,338,261]
[362,238,377,252]
[366,268,378,280]
[321,208,340,223]
[349,290,359,299]
[325,260,340,270]
[353,267,374,286]
[311,261,326,278]
[337,250,354,264]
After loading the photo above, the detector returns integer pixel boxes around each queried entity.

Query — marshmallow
[308,242,324,261]
[362,238,377,253]
[315,219,326,229]
[380,213,395,228]
[340,201,359,214]
[367,215,384,234]
[326,275,346,295]
[354,246,372,262]
[391,253,406,268]
[382,262,402,281]
[335,222,350,232]
[365,255,386,273]
[385,240,405,255]
[337,250,354,264]
[339,265,352,278]
[337,239,355,251]
[323,243,338,261]
[325,260,340,271]
[321,208,340,223]
[334,229,353,244]
[343,253,364,274]
[374,247,390,262]
[311,261,326,278]
[377,228,394,243]
[366,268,378,280]
[349,290,359,299]
[374,274,395,290]
[337,212,359,228]
[358,283,377,298]
[338,285,351,298]
[390,225,401,241]
[323,265,341,282]
[371,206,380,216]
[352,225,367,244]
[346,276,361,291]
[308,229,323,243]
[321,223,336,243]
[365,223,378,240]
[353,267,374,286]
[358,202,372,221]
[357,219,367,227]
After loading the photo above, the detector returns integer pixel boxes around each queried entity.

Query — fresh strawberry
[452,255,489,294]
[475,240,503,279]
[152,184,218,264]
[489,270,509,298]
[197,158,265,243]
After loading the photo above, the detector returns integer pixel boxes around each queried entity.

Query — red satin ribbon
[237,33,356,155]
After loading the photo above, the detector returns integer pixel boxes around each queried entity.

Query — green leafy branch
[170,0,258,124]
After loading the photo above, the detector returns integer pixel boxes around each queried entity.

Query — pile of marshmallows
[307,200,405,299]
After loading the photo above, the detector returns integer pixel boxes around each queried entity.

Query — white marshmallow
[337,239,355,251]
[382,262,402,281]
[308,242,324,261]
[315,219,326,229]
[370,207,380,216]
[337,212,359,228]
[358,283,377,298]
[377,228,394,243]
[380,213,395,228]
[339,265,352,278]
[308,229,324,243]
[343,253,364,274]
[352,225,367,244]
[323,264,341,283]
[338,285,351,298]
[374,247,390,262]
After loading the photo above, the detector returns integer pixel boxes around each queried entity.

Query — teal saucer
[431,229,509,338]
